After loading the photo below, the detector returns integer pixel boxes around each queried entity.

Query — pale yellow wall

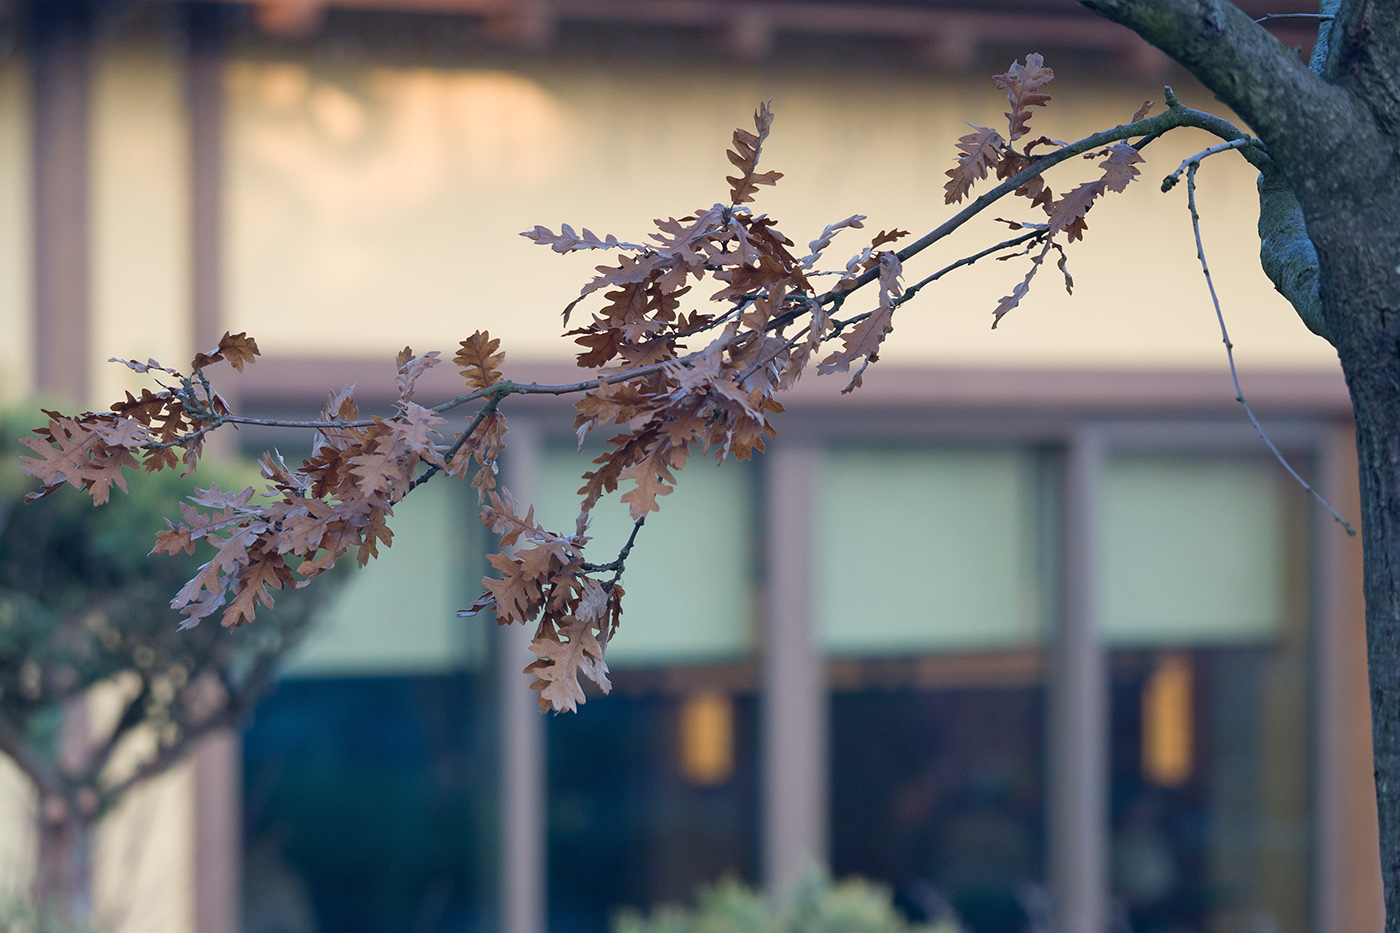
[88,676,195,933]
[0,49,35,918]
[93,764,195,933]
[224,55,1339,375]
[85,34,195,933]
[0,754,35,903]
[90,35,191,410]
[0,56,31,402]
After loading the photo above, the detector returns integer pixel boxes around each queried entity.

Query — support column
[1313,422,1382,931]
[761,441,827,904]
[30,0,92,405]
[193,730,241,933]
[186,3,225,357]
[499,420,546,933]
[1049,426,1108,933]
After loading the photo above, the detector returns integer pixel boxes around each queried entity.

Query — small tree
[0,415,322,924]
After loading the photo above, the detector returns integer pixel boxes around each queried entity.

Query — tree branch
[1322,0,1400,137]
[831,95,1265,299]
[1077,0,1367,173]
[0,713,65,798]
[1256,162,1328,342]
[79,679,151,786]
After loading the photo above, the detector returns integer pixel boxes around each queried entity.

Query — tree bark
[1349,354,1400,931]
[34,809,93,925]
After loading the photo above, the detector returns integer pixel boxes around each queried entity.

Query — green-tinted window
[535,445,754,667]
[282,480,480,675]
[817,448,1044,656]
[1100,457,1286,646]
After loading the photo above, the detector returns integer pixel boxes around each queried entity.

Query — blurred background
[0,1,1378,932]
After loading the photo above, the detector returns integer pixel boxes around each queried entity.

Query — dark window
[547,685,760,933]
[830,666,1047,933]
[242,674,494,933]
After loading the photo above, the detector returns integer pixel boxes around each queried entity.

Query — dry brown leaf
[727,102,784,204]
[994,53,1054,142]
[192,331,260,372]
[944,126,1005,205]
[527,613,611,714]
[455,331,506,390]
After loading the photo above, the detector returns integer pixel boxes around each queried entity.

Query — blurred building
[0,1,1380,933]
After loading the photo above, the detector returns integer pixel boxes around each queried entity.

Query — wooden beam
[30,0,92,406]
[761,439,828,902]
[1049,424,1109,933]
[145,0,1323,62]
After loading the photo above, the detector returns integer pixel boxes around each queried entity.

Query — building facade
[0,2,1379,932]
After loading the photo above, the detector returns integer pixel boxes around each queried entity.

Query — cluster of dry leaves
[20,55,1150,713]
[942,53,1148,324]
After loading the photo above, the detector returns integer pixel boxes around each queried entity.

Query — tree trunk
[1340,341,1400,932]
[34,808,93,925]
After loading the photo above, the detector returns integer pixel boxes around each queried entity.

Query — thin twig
[822,233,1043,342]
[1254,12,1333,22]
[580,515,647,587]
[900,229,1043,304]
[1184,160,1355,535]
[406,389,506,492]
[1162,138,1251,192]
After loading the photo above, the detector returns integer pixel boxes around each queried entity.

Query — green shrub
[613,873,963,933]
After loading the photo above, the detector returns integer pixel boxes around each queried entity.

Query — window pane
[1109,648,1310,932]
[548,687,759,933]
[830,669,1046,933]
[242,673,493,933]
[282,481,481,675]
[1100,457,1285,646]
[535,446,754,667]
[817,448,1043,656]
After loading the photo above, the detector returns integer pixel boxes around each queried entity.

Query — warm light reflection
[229,61,571,199]
[227,61,572,307]
[679,689,734,786]
[1142,652,1194,787]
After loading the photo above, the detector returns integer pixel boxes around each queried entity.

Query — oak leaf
[994,53,1054,142]
[20,414,140,505]
[527,613,610,714]
[394,348,441,404]
[944,126,1005,204]
[801,215,866,268]
[727,102,783,205]
[455,331,506,390]
[192,331,260,372]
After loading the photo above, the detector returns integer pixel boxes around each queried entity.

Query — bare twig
[1183,159,1355,535]
[580,516,648,588]
[1162,138,1251,191]
[1254,12,1333,22]
[407,389,506,492]
[899,229,1043,304]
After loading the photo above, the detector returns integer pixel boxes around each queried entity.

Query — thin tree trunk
[1347,360,1400,931]
[34,810,92,925]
